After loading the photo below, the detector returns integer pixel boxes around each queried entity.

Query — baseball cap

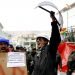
[0,37,9,45]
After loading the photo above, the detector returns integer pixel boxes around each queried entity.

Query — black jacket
[67,51,75,71]
[56,52,62,69]
[32,21,61,75]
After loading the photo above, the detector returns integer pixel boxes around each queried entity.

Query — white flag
[36,1,63,28]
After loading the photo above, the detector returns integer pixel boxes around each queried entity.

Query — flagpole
[39,6,60,27]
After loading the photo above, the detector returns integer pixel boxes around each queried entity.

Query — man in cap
[0,37,9,52]
[32,11,61,75]
[36,34,49,49]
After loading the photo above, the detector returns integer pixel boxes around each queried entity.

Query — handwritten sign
[0,53,27,75]
[7,52,26,67]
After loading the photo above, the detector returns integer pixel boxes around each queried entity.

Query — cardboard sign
[0,53,28,75]
[7,52,26,67]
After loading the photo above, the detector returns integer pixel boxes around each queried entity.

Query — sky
[0,0,75,31]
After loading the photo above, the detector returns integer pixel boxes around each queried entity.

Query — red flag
[58,42,75,72]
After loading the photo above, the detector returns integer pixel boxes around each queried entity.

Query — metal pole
[66,4,71,31]
[67,10,68,31]
[39,6,51,13]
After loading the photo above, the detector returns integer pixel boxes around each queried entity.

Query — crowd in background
[0,35,75,75]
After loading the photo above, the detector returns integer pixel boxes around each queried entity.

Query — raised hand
[50,11,56,21]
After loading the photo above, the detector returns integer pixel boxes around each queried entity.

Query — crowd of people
[0,37,26,52]
[0,11,75,75]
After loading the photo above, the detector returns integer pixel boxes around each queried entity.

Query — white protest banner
[36,1,63,28]
[7,52,26,67]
